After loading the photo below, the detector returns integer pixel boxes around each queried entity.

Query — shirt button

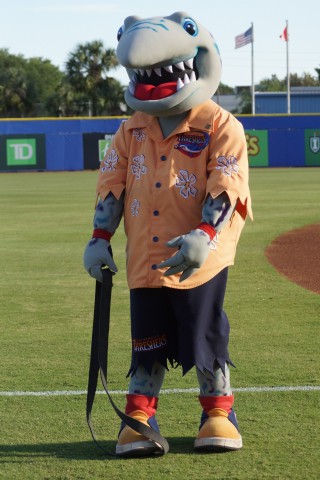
[153,236,159,242]
[151,264,158,270]
[153,210,159,216]
[160,155,167,161]
[155,182,161,188]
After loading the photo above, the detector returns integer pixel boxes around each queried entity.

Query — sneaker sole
[194,436,243,452]
[116,440,165,457]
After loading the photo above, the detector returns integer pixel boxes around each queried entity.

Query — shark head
[116,11,222,116]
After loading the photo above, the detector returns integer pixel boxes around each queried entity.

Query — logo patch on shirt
[216,155,239,176]
[176,170,198,198]
[174,131,210,158]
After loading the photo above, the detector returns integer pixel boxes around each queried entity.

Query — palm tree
[0,67,29,117]
[0,49,29,117]
[65,40,124,116]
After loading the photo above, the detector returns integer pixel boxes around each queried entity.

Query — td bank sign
[7,139,36,166]
[0,135,46,171]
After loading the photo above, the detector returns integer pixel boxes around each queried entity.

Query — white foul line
[0,385,319,397]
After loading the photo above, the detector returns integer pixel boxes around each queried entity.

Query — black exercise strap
[86,268,169,455]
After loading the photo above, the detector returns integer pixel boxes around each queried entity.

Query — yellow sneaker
[194,408,242,452]
[116,410,164,457]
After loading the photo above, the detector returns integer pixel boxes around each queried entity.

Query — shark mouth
[129,55,199,101]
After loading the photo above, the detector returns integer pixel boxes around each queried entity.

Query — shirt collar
[126,100,218,134]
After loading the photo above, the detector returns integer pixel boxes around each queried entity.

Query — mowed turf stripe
[1,385,319,396]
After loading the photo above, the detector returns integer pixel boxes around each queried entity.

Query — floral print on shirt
[131,154,147,179]
[216,155,239,176]
[176,170,198,198]
[133,128,146,142]
[131,199,141,216]
[101,149,118,172]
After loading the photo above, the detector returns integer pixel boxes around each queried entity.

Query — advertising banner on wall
[1,117,318,172]
[0,135,46,171]
[82,133,115,170]
[245,130,269,167]
[98,136,114,162]
[304,129,320,166]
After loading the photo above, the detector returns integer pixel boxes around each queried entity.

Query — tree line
[0,41,124,118]
[0,42,319,117]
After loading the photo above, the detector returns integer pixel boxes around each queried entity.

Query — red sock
[199,395,234,414]
[125,394,158,417]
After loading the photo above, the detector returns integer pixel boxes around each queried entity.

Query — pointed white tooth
[146,69,152,77]
[129,82,135,95]
[164,65,173,73]
[183,73,190,85]
[184,58,194,69]
[190,71,196,82]
[177,77,184,91]
[139,69,145,76]
[131,73,138,84]
[174,61,184,70]
[133,69,139,74]
[154,67,162,77]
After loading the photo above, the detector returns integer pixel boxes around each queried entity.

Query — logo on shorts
[174,131,209,157]
[132,335,167,352]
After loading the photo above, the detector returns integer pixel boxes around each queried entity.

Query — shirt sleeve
[206,113,253,220]
[96,121,128,201]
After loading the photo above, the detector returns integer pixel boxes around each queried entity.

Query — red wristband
[92,228,112,242]
[196,222,217,241]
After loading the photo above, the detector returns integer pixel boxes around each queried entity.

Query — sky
[1,0,319,89]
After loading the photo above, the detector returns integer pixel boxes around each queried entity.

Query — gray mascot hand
[157,229,211,282]
[83,238,118,283]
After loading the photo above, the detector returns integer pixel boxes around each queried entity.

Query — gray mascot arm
[83,191,124,282]
[157,192,233,282]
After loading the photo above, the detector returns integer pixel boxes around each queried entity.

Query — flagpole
[251,22,255,114]
[286,20,290,114]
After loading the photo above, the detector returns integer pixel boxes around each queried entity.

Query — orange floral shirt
[96,100,252,289]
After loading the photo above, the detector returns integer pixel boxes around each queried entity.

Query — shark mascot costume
[84,11,252,457]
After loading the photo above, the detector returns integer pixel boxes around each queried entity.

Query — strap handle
[86,268,169,455]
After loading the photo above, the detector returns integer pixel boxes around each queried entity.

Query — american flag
[235,26,253,49]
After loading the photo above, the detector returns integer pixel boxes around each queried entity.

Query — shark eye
[183,18,198,36]
[117,25,124,41]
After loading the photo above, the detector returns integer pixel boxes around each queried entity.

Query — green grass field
[0,168,319,479]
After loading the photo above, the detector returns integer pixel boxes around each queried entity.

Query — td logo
[6,139,36,166]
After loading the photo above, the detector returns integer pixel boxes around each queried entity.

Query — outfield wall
[0,114,319,172]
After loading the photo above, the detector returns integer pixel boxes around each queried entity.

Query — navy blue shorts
[128,268,233,377]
